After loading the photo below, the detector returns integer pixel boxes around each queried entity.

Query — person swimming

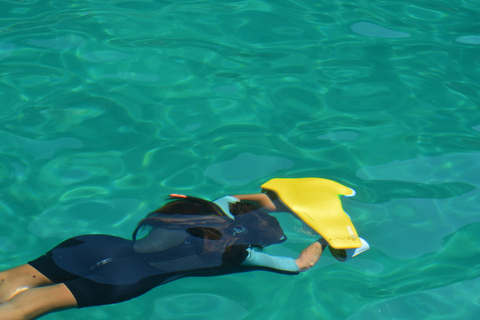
[0,193,331,320]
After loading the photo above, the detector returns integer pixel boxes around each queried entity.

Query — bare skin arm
[232,193,277,212]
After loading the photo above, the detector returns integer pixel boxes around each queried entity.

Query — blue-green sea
[1,0,480,319]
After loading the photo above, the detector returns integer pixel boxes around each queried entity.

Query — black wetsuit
[28,231,295,308]
[28,232,240,307]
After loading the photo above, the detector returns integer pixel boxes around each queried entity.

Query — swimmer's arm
[232,193,277,212]
[242,248,299,273]
[242,238,328,273]
[295,238,328,272]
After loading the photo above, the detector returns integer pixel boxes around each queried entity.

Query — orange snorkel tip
[169,194,187,198]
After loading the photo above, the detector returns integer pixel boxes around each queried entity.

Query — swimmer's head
[134,196,286,250]
[155,195,225,216]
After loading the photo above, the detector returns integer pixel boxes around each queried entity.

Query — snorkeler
[0,186,368,320]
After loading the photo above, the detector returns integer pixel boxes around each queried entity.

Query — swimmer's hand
[295,238,328,272]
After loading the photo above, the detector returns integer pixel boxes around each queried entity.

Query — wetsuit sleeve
[241,248,300,273]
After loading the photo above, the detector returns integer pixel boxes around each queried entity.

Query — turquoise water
[1,0,480,318]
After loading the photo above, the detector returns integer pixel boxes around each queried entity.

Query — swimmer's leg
[0,283,77,320]
[0,264,54,303]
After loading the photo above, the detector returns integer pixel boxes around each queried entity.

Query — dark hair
[147,195,226,217]
[133,196,286,254]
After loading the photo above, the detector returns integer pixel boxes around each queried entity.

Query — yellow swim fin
[261,178,362,249]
